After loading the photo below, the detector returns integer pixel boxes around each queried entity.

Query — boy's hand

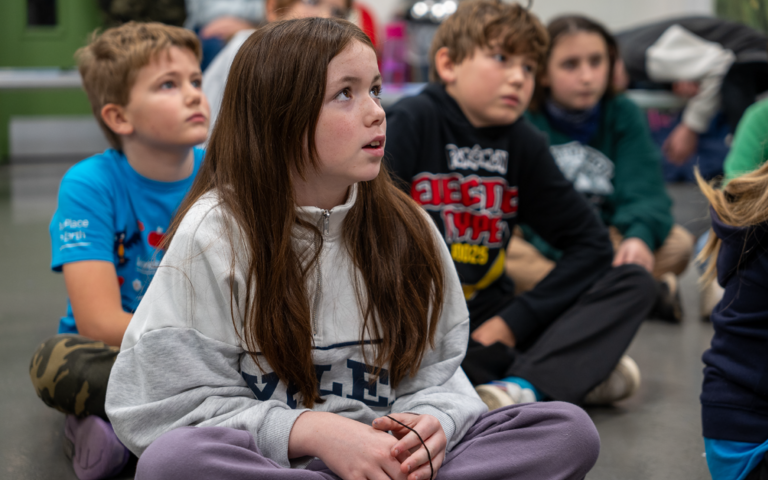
[663,123,698,165]
[471,316,516,347]
[373,413,447,480]
[613,238,655,273]
[290,412,407,480]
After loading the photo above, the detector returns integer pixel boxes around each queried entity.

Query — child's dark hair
[428,0,548,83]
[529,15,618,112]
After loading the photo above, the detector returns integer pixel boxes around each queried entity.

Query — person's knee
[614,264,658,304]
[136,427,201,480]
[547,402,601,473]
[136,426,255,480]
[29,334,74,400]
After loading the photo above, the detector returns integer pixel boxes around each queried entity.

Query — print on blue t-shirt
[50,148,204,334]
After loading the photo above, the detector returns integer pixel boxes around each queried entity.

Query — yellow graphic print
[461,249,506,300]
[451,243,489,265]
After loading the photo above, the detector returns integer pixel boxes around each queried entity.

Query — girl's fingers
[400,433,446,476]
[392,429,424,457]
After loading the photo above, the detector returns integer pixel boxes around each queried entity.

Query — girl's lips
[362,145,385,156]
[187,113,206,123]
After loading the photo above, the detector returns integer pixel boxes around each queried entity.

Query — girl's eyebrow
[333,74,382,85]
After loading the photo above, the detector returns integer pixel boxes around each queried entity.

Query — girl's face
[311,40,385,200]
[267,0,349,22]
[543,31,609,111]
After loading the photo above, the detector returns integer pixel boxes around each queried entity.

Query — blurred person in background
[202,0,355,130]
[615,17,768,165]
[521,15,693,323]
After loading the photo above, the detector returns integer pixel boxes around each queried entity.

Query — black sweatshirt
[385,83,613,344]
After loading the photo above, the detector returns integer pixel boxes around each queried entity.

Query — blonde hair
[428,0,548,83]
[76,22,201,149]
[696,162,768,284]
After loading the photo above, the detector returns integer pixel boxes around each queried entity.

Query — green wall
[0,0,102,162]
[717,0,768,34]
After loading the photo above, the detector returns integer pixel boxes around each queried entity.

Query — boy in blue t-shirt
[28,22,209,480]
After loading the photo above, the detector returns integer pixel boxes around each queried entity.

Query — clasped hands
[291,411,446,480]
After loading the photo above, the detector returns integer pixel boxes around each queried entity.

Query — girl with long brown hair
[697,165,768,480]
[105,17,599,480]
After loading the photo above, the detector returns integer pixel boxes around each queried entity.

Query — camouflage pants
[29,334,118,420]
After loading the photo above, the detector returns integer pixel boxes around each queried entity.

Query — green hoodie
[524,95,673,258]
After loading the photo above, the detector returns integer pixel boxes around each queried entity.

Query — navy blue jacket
[701,208,768,443]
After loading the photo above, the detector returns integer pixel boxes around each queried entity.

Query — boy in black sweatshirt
[385,0,657,408]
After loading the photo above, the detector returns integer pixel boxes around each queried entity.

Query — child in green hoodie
[517,14,694,322]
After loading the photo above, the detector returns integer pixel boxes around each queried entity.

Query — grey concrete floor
[0,160,714,479]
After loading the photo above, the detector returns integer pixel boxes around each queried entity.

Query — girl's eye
[493,53,507,63]
[523,64,536,74]
[191,78,202,88]
[589,56,605,68]
[370,85,382,99]
[335,88,352,101]
[160,80,175,90]
[562,59,578,70]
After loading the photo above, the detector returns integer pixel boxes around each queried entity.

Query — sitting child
[27,22,209,480]
[519,15,694,322]
[698,164,768,479]
[104,17,601,480]
[385,0,657,410]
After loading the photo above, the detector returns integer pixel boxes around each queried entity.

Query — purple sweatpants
[136,402,599,480]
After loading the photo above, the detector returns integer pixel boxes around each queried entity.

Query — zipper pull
[322,210,331,235]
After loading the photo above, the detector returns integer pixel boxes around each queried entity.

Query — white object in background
[10,116,109,159]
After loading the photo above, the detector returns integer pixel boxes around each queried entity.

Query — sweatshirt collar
[295,184,358,240]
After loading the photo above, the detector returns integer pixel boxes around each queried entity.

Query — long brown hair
[165,18,445,408]
[529,15,618,112]
[696,163,768,284]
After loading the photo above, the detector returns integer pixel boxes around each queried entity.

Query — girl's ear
[434,47,458,84]
[101,104,134,137]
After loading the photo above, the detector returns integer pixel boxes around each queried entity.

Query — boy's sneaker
[475,381,538,411]
[700,279,724,322]
[653,273,683,323]
[64,415,130,480]
[583,355,641,405]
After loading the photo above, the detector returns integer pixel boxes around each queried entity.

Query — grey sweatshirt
[105,185,486,467]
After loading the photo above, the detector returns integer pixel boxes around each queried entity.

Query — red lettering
[481,179,505,210]
[440,175,462,206]
[411,176,439,206]
[488,217,504,244]
[460,177,481,208]
[453,211,472,239]
[470,214,490,242]
[501,187,518,215]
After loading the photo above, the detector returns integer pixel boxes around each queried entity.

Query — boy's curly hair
[76,22,201,149]
[428,0,549,83]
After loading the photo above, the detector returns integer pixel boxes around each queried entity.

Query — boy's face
[120,46,209,149]
[443,45,536,128]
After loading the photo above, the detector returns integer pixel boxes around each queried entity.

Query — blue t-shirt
[50,148,204,334]
[705,438,768,480]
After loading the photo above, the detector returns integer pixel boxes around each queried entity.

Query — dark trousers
[462,264,656,404]
[722,62,768,133]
